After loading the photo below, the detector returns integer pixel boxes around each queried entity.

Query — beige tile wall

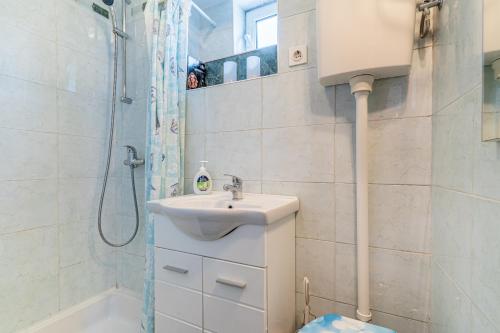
[0,1,123,331]
[432,0,500,332]
[184,1,433,332]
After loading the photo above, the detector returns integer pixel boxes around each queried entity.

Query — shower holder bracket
[417,0,443,11]
[417,0,442,39]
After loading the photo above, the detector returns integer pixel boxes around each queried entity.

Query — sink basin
[147,192,299,241]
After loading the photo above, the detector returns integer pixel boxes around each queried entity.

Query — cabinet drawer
[203,257,266,309]
[155,281,202,327]
[156,312,202,333]
[204,295,266,333]
[155,248,202,291]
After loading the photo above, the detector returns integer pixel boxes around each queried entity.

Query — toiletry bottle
[193,161,213,195]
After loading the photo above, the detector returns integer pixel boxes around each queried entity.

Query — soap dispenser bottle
[193,161,213,195]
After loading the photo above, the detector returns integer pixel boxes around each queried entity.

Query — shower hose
[97,28,140,248]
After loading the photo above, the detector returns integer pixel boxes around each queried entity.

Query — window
[256,15,277,49]
[244,2,278,51]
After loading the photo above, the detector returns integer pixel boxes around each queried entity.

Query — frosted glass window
[256,15,277,49]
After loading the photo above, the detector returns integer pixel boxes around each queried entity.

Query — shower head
[102,0,114,6]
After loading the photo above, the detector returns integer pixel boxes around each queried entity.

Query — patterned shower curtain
[142,0,190,331]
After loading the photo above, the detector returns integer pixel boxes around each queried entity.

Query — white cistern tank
[316,0,417,323]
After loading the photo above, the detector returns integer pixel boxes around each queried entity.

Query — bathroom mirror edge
[187,0,279,89]
[482,0,500,141]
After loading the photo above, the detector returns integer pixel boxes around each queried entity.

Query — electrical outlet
[289,45,308,67]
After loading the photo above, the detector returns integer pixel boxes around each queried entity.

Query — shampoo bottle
[193,161,213,195]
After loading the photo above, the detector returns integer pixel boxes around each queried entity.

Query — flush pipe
[349,74,374,323]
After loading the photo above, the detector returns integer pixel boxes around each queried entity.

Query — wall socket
[289,45,308,67]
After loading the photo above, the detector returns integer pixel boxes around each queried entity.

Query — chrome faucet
[123,145,144,169]
[223,174,243,200]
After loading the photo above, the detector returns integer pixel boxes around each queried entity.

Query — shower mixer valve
[123,145,145,168]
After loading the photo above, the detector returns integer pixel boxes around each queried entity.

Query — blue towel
[299,314,396,333]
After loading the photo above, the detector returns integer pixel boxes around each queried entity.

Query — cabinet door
[155,248,202,291]
[203,257,266,309]
[155,281,203,327]
[156,312,202,333]
[203,294,266,333]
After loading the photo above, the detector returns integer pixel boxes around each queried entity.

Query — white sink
[147,192,299,241]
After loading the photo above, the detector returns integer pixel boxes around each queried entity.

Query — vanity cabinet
[152,213,296,333]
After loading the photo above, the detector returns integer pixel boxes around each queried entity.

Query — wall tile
[368,47,433,121]
[371,311,430,333]
[278,0,315,19]
[334,123,355,183]
[334,183,356,243]
[119,175,146,219]
[119,215,146,257]
[56,0,111,58]
[471,304,498,333]
[262,181,335,241]
[471,198,500,329]
[205,79,262,132]
[336,244,431,321]
[0,227,59,331]
[206,130,262,181]
[336,118,432,185]
[57,89,108,138]
[0,180,57,235]
[59,219,114,268]
[0,22,56,86]
[296,238,335,300]
[59,258,116,309]
[58,135,105,179]
[0,75,57,132]
[0,0,56,41]
[262,68,335,128]
[186,88,207,134]
[184,134,206,180]
[369,184,431,253]
[431,263,472,333]
[263,125,334,182]
[336,184,431,253]
[59,177,117,224]
[57,45,111,101]
[278,11,316,73]
[369,117,432,185]
[0,274,58,332]
[472,134,500,202]
[433,0,482,110]
[117,252,145,294]
[370,248,431,321]
[334,243,356,305]
[120,98,148,143]
[433,87,479,192]
[432,187,473,295]
[0,226,58,286]
[0,128,57,181]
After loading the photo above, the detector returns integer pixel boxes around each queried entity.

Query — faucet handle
[224,174,242,185]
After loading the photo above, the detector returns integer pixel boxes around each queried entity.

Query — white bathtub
[20,289,142,333]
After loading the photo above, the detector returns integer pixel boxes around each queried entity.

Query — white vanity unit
[147,192,299,333]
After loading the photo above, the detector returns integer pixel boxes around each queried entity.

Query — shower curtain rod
[154,1,217,27]
[191,2,217,28]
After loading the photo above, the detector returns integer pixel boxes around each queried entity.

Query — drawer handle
[163,265,189,274]
[216,277,247,289]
